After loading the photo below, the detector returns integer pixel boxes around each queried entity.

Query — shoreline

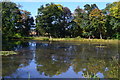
[31,37,119,44]
[2,37,119,56]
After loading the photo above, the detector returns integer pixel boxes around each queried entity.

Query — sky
[14,0,118,19]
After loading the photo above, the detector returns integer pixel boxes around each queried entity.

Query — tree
[16,9,34,36]
[2,2,21,39]
[110,1,120,19]
[83,4,99,39]
[68,21,82,38]
[2,2,34,40]
[109,1,120,39]
[36,3,63,38]
[103,1,120,39]
[89,8,106,39]
[71,6,84,37]
[36,3,72,38]
[84,4,98,14]
[72,4,99,39]
[59,7,72,37]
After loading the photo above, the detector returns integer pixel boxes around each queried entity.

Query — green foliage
[36,3,72,38]
[13,33,22,38]
[43,38,49,41]
[2,2,34,40]
[110,1,120,19]
[103,1,120,39]
[89,8,106,39]
[2,1,120,39]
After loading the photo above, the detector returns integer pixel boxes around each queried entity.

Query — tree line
[1,1,120,40]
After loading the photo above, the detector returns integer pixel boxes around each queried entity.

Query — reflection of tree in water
[36,42,119,78]
[2,56,21,76]
[73,57,119,78]
[2,41,119,78]
[2,40,29,51]
[2,41,34,77]
[72,43,119,78]
[36,49,71,77]
[36,42,78,77]
[2,51,34,77]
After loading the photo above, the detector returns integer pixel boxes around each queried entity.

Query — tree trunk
[50,35,52,39]
[89,36,91,39]
[100,31,102,39]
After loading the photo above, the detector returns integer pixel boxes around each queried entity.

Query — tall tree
[109,1,120,39]
[103,1,120,39]
[2,2,34,40]
[2,2,21,39]
[16,9,34,36]
[89,8,106,39]
[83,4,99,39]
[59,7,72,37]
[71,6,84,37]
[36,3,72,38]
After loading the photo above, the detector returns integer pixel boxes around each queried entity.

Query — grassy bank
[0,51,18,56]
[32,37,119,43]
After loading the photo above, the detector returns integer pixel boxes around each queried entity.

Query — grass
[0,51,18,56]
[31,37,119,44]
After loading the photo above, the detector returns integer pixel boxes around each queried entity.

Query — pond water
[2,40,119,78]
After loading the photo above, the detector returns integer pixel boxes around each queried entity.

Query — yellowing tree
[110,1,120,19]
[89,8,106,39]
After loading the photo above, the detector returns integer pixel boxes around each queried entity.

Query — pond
[2,40,119,79]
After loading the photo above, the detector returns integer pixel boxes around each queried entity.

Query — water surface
[2,40,119,78]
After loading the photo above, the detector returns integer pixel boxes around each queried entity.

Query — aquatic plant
[0,51,17,56]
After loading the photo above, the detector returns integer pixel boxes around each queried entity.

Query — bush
[76,36,81,38]
[43,38,49,41]
[13,33,22,38]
